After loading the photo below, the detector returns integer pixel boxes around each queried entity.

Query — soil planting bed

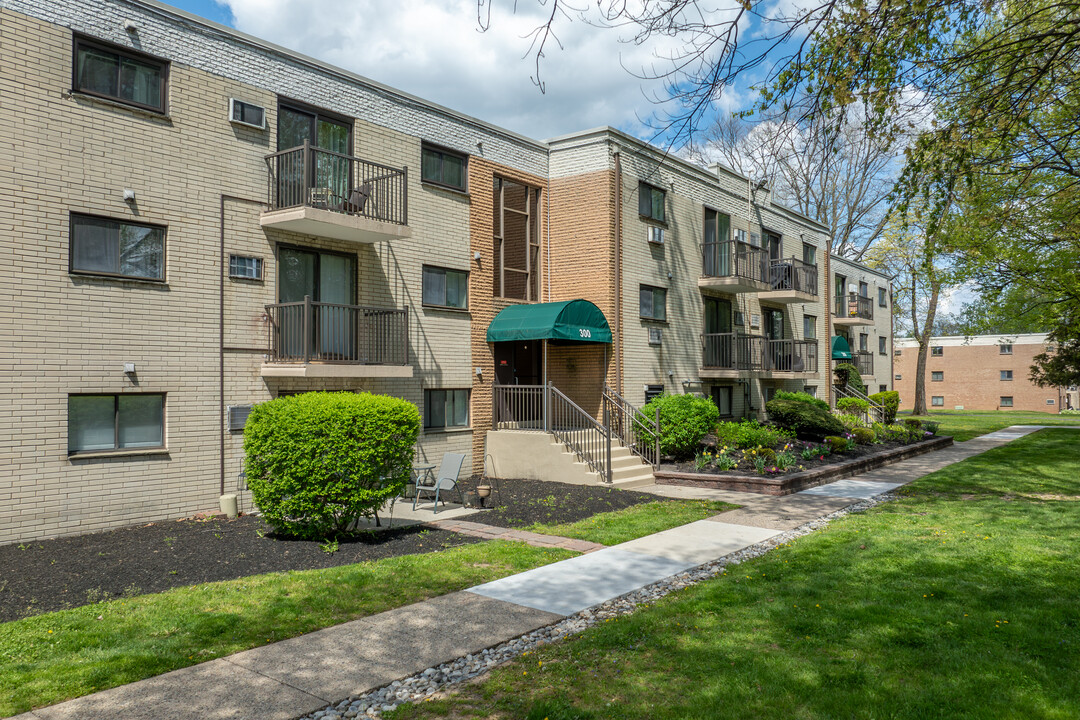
[0,478,662,622]
[656,435,953,495]
[671,438,914,477]
[455,476,666,529]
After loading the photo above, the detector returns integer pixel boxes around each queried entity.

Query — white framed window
[1000,344,1013,355]
[229,255,263,280]
[932,396,944,407]
[1000,396,1014,407]
[803,315,817,339]
[424,389,469,429]
[931,346,943,356]
[68,394,164,454]
[932,371,944,382]
[1001,370,1013,381]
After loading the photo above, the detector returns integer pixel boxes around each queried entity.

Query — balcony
[261,142,412,244]
[854,350,874,378]
[833,293,874,326]
[699,334,818,379]
[261,297,413,378]
[699,241,771,293]
[757,257,818,303]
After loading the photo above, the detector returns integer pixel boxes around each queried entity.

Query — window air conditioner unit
[647,226,665,245]
[227,405,254,431]
[733,228,747,244]
[648,327,662,346]
[229,98,267,130]
[749,232,761,247]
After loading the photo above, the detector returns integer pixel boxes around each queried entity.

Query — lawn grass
[526,500,739,546]
[388,429,1080,720]
[899,408,1080,441]
[0,541,574,717]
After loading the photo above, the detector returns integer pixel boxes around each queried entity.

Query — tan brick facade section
[895,335,1065,412]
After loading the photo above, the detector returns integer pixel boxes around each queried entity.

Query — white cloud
[217,0,696,140]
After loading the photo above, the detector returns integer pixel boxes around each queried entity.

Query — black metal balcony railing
[265,297,409,365]
[855,350,874,376]
[769,257,818,296]
[701,334,818,374]
[265,141,408,226]
[701,241,769,283]
[835,293,874,321]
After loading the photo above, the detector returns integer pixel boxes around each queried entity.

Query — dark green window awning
[831,335,853,360]
[487,299,612,344]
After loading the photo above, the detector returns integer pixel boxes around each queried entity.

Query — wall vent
[227,405,254,431]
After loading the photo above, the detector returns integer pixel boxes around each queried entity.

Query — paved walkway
[13,426,1063,720]
[423,519,606,553]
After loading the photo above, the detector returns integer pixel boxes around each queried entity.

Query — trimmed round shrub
[824,435,849,453]
[903,418,923,430]
[244,392,421,538]
[869,390,900,424]
[765,397,846,440]
[852,427,875,445]
[837,397,870,415]
[642,393,719,460]
[834,363,867,395]
[774,390,830,412]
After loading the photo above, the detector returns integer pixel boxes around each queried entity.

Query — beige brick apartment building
[894,334,1069,412]
[0,0,891,543]
[829,255,894,395]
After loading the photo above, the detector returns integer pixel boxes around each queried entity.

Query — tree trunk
[912,280,941,416]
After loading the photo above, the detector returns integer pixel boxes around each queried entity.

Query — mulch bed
[455,476,665,529]
[0,478,663,622]
[665,439,915,478]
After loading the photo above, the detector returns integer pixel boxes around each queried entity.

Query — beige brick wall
[895,339,1063,412]
[830,255,894,396]
[0,10,496,543]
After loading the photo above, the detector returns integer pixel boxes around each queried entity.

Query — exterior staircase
[484,430,655,487]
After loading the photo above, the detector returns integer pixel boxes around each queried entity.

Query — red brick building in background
[894,334,1076,413]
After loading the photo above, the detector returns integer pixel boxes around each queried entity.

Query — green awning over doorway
[487,299,612,344]
[831,335,853,360]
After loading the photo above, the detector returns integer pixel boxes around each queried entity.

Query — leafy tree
[1031,315,1080,389]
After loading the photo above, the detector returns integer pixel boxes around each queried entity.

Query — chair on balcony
[341,182,372,215]
[412,452,465,513]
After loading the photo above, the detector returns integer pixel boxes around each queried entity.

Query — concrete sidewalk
[13,426,1057,720]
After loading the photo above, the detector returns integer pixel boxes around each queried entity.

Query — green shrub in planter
[903,418,923,430]
[869,390,900,424]
[642,393,719,460]
[243,392,421,538]
[837,397,870,415]
[835,413,862,430]
[923,421,941,436]
[746,446,778,463]
[714,419,790,449]
[774,390,830,412]
[824,435,849,453]
[833,363,867,395]
[852,427,875,445]
[764,398,845,440]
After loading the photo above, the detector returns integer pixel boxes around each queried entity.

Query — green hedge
[837,397,870,415]
[869,390,900,424]
[243,392,421,538]
[834,363,867,395]
[642,393,719,460]
[774,390,830,412]
[714,419,790,449]
[764,397,846,439]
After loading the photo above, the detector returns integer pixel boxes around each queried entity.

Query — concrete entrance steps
[485,429,654,487]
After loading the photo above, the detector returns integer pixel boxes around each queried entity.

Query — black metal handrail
[701,241,769,283]
[769,257,818,295]
[265,141,408,226]
[835,293,874,321]
[265,297,409,365]
[603,385,660,468]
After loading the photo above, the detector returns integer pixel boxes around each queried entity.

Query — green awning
[487,299,612,344]
[831,335,853,360]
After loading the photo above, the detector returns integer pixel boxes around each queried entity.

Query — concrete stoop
[485,430,655,487]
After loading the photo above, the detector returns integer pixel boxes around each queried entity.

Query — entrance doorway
[493,341,541,386]
[278,246,356,360]
[278,103,352,206]
[703,296,733,367]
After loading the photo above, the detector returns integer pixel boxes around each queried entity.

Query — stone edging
[654,435,954,495]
